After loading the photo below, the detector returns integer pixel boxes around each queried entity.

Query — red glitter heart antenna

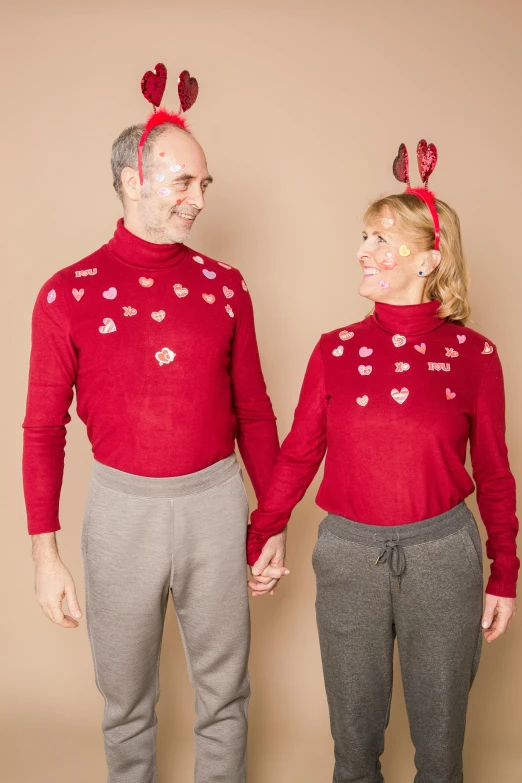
[392,140,440,251]
[137,63,199,185]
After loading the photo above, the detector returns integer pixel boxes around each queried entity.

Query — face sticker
[223,286,234,299]
[103,287,117,300]
[359,346,373,357]
[391,387,409,404]
[446,388,456,400]
[174,284,189,298]
[156,347,175,366]
[381,217,394,228]
[176,199,182,205]
[379,280,390,289]
[358,365,372,375]
[332,346,344,357]
[356,395,369,407]
[99,318,116,334]
[157,188,172,197]
[169,163,186,173]
[72,288,84,301]
[155,173,165,182]
[47,290,56,304]
[203,269,217,280]
[399,245,411,257]
[151,310,166,322]
[159,152,165,157]
[123,306,137,316]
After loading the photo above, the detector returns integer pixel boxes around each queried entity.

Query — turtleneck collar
[373,299,445,335]
[106,218,188,270]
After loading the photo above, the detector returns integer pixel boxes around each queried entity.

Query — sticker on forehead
[157,188,171,197]
[170,163,186,173]
[155,173,165,182]
[399,245,411,257]
[381,217,394,228]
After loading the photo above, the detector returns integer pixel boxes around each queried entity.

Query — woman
[246,144,518,783]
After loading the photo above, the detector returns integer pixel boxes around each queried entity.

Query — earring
[418,270,424,276]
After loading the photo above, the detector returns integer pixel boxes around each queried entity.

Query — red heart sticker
[417,139,438,185]
[178,70,199,112]
[141,63,167,108]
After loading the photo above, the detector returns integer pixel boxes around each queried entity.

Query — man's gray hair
[111,123,187,201]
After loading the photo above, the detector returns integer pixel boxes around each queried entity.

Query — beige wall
[2,1,521,780]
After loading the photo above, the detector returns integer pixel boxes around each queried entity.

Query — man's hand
[482,594,516,642]
[32,533,82,628]
[248,529,289,597]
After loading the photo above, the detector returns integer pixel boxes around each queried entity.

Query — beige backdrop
[2,1,521,781]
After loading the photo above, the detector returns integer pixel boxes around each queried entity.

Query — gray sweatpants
[81,454,250,783]
[313,502,483,783]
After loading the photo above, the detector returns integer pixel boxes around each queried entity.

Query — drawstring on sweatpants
[375,537,406,590]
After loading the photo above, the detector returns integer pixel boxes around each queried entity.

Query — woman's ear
[425,249,441,274]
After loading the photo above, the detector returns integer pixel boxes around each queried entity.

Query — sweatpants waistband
[324,502,474,548]
[91,453,240,498]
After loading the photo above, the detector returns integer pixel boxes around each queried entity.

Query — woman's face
[357,209,434,305]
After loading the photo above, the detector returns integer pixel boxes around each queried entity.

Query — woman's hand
[482,594,516,642]
[248,529,289,597]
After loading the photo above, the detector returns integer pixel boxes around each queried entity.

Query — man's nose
[187,185,205,210]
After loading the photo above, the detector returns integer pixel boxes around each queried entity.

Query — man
[23,109,279,782]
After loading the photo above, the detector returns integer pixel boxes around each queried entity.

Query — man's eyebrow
[171,172,214,184]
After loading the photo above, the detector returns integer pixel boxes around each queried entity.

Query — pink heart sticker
[193,255,205,264]
[446,388,456,400]
[339,330,354,341]
[202,293,215,304]
[223,286,234,299]
[392,334,406,348]
[482,342,494,355]
[155,347,175,366]
[379,280,390,290]
[151,311,166,322]
[356,395,369,407]
[47,290,56,304]
[414,343,426,354]
[72,288,84,301]
[359,346,373,358]
[358,365,372,375]
[457,335,466,344]
[103,287,117,300]
[332,346,344,357]
[391,387,409,404]
[99,318,116,334]
[139,277,154,288]
[174,284,189,298]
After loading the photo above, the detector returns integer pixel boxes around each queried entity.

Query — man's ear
[121,167,140,203]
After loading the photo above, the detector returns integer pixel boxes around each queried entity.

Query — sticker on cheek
[176,199,182,205]
[155,173,165,182]
[157,188,172,197]
[399,245,411,257]
[380,251,396,270]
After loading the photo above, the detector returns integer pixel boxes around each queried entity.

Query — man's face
[137,127,213,244]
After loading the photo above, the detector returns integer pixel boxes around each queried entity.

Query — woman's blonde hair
[364,193,471,324]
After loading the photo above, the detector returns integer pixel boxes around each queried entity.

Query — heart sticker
[357,395,369,407]
[193,255,205,264]
[392,334,406,347]
[332,346,344,357]
[123,306,137,317]
[72,288,84,301]
[414,343,426,354]
[225,304,234,318]
[457,335,466,344]
[47,290,56,304]
[446,388,456,400]
[178,70,199,112]
[141,63,167,108]
[151,310,166,322]
[218,262,232,270]
[242,280,248,291]
[99,318,116,334]
[379,280,390,290]
[202,293,215,304]
[358,365,372,375]
[339,330,354,341]
[174,284,189,298]
[155,347,175,366]
[139,277,154,288]
[223,286,234,299]
[482,342,494,355]
[203,269,217,280]
[103,287,117,300]
[359,346,373,357]
[391,387,409,404]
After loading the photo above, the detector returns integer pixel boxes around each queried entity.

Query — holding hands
[248,528,289,597]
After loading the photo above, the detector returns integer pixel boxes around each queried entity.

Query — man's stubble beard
[137,194,191,245]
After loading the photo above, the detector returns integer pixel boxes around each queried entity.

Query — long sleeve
[22,274,77,534]
[229,272,279,498]
[246,339,328,566]
[470,349,519,597]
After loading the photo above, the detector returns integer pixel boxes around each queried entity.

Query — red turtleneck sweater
[23,219,279,534]
[247,301,518,597]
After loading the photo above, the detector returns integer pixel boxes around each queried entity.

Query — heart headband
[137,63,199,185]
[392,140,440,251]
